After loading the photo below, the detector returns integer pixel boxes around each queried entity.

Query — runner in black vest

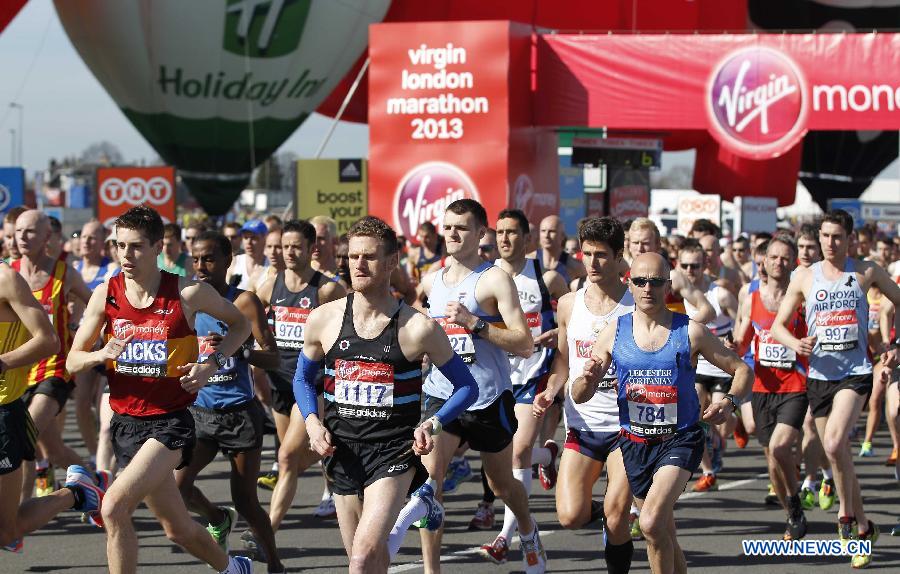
[256,219,345,534]
[296,216,477,572]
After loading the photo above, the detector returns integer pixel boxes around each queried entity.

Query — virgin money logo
[707,47,808,158]
[394,162,479,239]
[99,177,173,208]
[0,184,9,211]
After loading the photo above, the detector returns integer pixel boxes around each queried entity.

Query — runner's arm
[871,262,900,307]
[733,288,754,357]
[391,265,417,305]
[235,290,279,371]
[295,305,334,455]
[718,286,739,321]
[0,268,59,369]
[771,269,811,355]
[571,317,615,404]
[66,262,93,305]
[417,315,478,427]
[66,284,114,373]
[673,273,715,323]
[691,321,752,425]
[534,292,573,418]
[318,278,347,304]
[880,297,895,346]
[183,281,251,361]
[469,267,533,357]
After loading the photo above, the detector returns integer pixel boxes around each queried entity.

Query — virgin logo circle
[99,176,173,207]
[707,46,808,158]
[0,184,10,211]
[393,162,479,239]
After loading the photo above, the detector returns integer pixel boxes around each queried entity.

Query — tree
[79,141,124,166]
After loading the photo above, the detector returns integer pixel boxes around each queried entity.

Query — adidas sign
[338,159,363,182]
[0,457,12,469]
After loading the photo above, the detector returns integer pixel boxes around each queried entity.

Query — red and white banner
[537,33,900,159]
[96,167,176,229]
[369,21,557,239]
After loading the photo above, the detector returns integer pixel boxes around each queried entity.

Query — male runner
[158,223,189,277]
[533,216,637,574]
[699,234,742,297]
[535,215,586,284]
[3,206,25,262]
[256,219,345,532]
[418,199,546,573]
[223,222,242,256]
[476,209,568,563]
[734,236,810,539]
[73,220,120,466]
[227,219,269,291]
[174,230,285,573]
[13,210,92,498]
[574,252,752,574]
[0,260,105,552]
[678,241,739,491]
[408,222,444,283]
[310,215,340,276]
[67,205,252,574]
[771,209,900,569]
[296,215,478,573]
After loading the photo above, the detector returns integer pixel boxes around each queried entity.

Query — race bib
[112,318,168,378]
[333,359,394,420]
[816,309,859,351]
[626,379,678,437]
[436,317,476,364]
[525,311,543,337]
[272,305,310,350]
[757,330,796,370]
[198,336,237,385]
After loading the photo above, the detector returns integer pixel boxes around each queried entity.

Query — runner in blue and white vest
[574,252,751,574]
[172,230,284,573]
[473,208,568,564]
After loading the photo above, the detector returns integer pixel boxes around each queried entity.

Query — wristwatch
[723,393,738,413]
[207,351,227,370]
[426,416,443,435]
[472,318,488,334]
[241,344,252,361]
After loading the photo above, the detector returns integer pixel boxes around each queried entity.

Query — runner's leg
[555,448,603,529]
[73,369,100,460]
[349,473,415,573]
[815,388,867,528]
[174,438,221,520]
[269,404,320,531]
[637,465,692,574]
[231,448,283,572]
[335,494,363,558]
[95,393,117,474]
[420,430,460,574]
[481,443,535,537]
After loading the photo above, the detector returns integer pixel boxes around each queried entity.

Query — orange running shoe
[692,473,718,492]
[885,447,897,466]
[734,417,749,449]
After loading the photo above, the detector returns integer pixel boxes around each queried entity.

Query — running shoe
[206,506,237,554]
[589,499,605,525]
[733,417,749,449]
[859,441,874,458]
[477,535,509,564]
[65,465,105,515]
[411,483,444,531]
[851,520,879,569]
[538,440,559,491]
[783,495,808,541]
[1,538,22,553]
[891,520,900,536]
[838,517,858,550]
[629,513,643,541]
[799,486,816,511]
[442,457,473,494]
[257,471,278,491]
[35,465,55,497]
[520,523,547,574]
[240,530,268,563]
[228,556,253,574]
[819,478,836,511]
[765,484,780,506]
[313,494,337,518]
[885,447,898,466]
[468,501,495,530]
[692,473,717,492]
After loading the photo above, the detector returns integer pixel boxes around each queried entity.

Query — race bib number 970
[273,306,309,350]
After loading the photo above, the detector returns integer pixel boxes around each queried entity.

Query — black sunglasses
[679,263,702,270]
[478,244,497,252]
[630,276,667,288]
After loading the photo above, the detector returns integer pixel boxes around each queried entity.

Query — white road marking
[387,530,558,573]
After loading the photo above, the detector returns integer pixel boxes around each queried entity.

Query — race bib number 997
[816,309,859,351]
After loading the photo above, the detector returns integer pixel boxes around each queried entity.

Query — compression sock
[604,539,635,574]
[387,478,438,560]
[499,468,532,541]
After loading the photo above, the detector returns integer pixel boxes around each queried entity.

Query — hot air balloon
[53,0,390,215]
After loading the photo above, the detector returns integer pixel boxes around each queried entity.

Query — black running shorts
[21,377,74,414]
[190,400,264,456]
[422,390,517,454]
[111,409,195,470]
[325,435,427,497]
[750,391,808,447]
[0,399,37,475]
[806,374,872,418]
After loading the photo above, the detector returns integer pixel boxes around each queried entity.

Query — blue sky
[0,0,370,172]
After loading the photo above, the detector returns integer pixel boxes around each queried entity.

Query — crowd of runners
[0,199,898,574]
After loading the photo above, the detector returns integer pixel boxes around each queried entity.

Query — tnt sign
[96,167,176,228]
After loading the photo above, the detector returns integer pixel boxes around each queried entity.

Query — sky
[0,0,370,172]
